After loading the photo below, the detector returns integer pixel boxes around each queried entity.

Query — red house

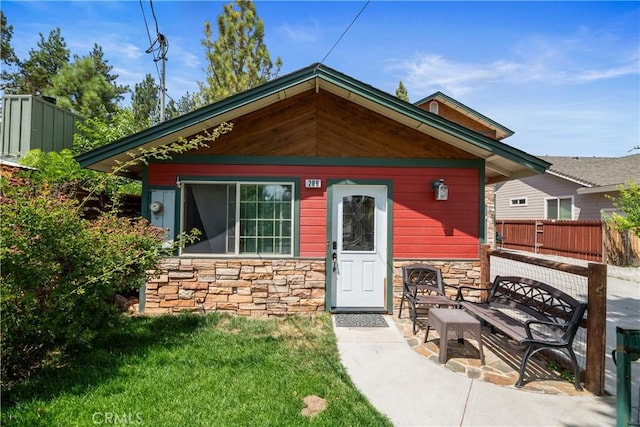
[78,64,549,316]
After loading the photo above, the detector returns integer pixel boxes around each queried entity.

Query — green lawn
[1,313,391,426]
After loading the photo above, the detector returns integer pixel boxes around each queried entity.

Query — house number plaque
[305,179,322,189]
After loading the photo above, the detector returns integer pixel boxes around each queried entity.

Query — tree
[12,28,69,95]
[47,55,121,119]
[73,106,138,153]
[132,73,159,128]
[0,11,19,90]
[167,91,200,119]
[88,44,129,105]
[396,81,409,102]
[197,0,282,104]
[609,180,640,237]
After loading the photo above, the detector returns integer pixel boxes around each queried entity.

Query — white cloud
[277,22,321,43]
[389,54,523,97]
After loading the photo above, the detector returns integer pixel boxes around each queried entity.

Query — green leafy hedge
[0,169,164,388]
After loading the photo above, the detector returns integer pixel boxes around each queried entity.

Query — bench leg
[516,345,534,388]
[567,346,583,391]
[398,295,405,319]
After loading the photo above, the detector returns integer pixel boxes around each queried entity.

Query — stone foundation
[392,260,483,312]
[144,258,326,317]
[143,258,484,317]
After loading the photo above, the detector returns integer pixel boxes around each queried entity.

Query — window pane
[240,202,256,219]
[240,237,257,253]
[343,195,375,251]
[183,184,234,254]
[258,220,274,235]
[238,184,293,255]
[546,199,558,220]
[559,198,572,220]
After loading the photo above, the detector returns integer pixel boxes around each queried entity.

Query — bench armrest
[455,285,492,302]
[523,319,569,341]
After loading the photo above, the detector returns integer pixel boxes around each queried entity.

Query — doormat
[334,314,388,328]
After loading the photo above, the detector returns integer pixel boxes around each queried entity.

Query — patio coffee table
[427,308,485,365]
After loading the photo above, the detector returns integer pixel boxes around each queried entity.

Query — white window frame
[509,197,528,207]
[179,180,295,257]
[544,196,574,220]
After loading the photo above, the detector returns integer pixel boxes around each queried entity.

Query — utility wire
[149,0,160,35]
[318,0,370,66]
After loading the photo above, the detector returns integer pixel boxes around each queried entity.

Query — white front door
[331,185,387,310]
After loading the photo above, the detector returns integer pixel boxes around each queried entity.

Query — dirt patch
[301,395,327,418]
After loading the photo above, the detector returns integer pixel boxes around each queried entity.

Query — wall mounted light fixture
[431,178,448,201]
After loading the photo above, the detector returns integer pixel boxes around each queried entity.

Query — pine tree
[88,44,128,105]
[132,74,159,128]
[197,0,282,104]
[14,28,69,95]
[167,92,199,119]
[396,81,409,102]
[47,56,119,119]
[0,11,19,91]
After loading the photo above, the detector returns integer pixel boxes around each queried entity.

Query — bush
[0,169,164,388]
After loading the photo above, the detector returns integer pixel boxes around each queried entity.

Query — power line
[318,1,370,66]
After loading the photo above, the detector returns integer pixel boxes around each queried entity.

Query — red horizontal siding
[149,163,480,259]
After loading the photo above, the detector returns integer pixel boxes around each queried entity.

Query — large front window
[182,182,293,255]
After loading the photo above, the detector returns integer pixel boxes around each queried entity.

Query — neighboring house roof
[0,158,36,170]
[540,154,640,194]
[415,91,515,140]
[77,63,549,183]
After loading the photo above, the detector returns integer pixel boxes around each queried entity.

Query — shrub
[0,170,164,388]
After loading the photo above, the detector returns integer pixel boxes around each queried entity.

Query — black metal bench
[456,276,587,390]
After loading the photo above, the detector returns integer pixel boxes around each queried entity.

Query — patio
[392,313,593,396]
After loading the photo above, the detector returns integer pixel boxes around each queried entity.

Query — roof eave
[77,63,549,182]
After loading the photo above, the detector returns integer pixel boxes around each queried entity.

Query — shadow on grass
[1,313,217,409]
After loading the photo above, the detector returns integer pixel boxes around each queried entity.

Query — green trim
[139,164,149,313]
[478,165,486,247]
[324,179,393,313]
[155,155,485,169]
[175,177,300,257]
[77,63,549,177]
[386,185,394,314]
[325,184,334,312]
[141,165,149,218]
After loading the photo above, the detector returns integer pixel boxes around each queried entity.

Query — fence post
[585,262,607,395]
[480,245,491,301]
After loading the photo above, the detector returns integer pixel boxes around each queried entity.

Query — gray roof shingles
[539,154,640,187]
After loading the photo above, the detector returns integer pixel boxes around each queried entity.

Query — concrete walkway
[334,316,616,426]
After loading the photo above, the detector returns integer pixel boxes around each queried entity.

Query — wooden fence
[496,219,640,266]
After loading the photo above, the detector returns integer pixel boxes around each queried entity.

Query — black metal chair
[398,263,458,334]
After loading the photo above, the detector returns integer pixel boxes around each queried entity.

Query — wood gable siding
[418,101,497,140]
[190,90,476,159]
[147,88,482,260]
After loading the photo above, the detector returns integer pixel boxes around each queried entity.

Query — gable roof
[77,63,549,183]
[415,91,515,141]
[541,154,640,194]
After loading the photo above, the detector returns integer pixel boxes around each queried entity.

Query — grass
[1,313,391,426]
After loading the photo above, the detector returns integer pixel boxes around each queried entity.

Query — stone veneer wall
[391,260,483,311]
[143,257,484,316]
[144,258,326,316]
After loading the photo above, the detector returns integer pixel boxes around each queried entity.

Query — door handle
[332,252,337,272]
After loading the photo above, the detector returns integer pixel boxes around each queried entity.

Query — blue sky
[4,1,639,158]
